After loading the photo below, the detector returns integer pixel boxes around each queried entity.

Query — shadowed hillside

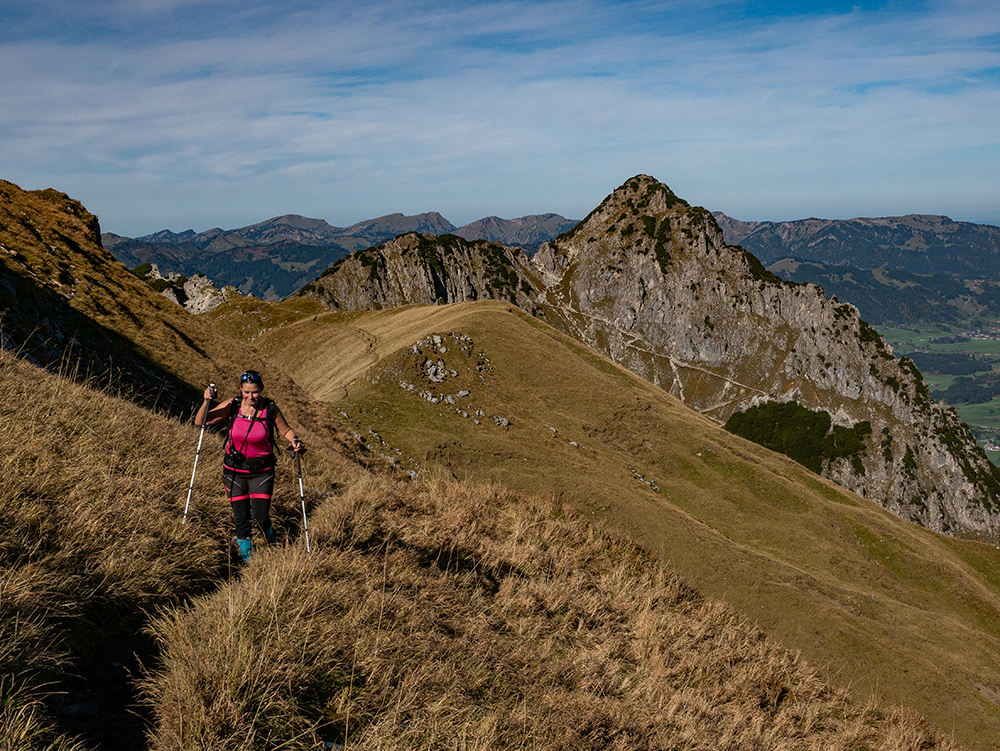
[0,180,243,412]
[764,258,1000,327]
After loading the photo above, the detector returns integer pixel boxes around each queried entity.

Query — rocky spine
[303,176,1000,540]
[299,232,539,311]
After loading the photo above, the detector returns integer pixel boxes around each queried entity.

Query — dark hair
[240,370,263,387]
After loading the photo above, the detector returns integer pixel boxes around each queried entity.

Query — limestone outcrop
[302,175,1000,540]
[299,232,538,311]
[531,176,1000,539]
[149,265,239,313]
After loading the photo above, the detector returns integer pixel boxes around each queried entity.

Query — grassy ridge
[237,299,1000,750]
[0,179,249,414]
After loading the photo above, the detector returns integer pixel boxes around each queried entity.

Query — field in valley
[877,321,1000,459]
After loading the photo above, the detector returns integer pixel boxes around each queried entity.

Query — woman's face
[241,382,263,408]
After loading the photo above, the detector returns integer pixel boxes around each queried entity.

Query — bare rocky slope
[300,175,1000,541]
[299,232,539,311]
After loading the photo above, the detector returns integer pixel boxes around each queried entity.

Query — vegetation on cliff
[724,400,871,475]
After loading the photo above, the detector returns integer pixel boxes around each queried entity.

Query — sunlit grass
[144,475,963,750]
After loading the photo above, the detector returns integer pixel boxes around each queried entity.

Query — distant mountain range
[710,213,1000,326]
[764,258,1000,326]
[715,212,1000,277]
[105,207,1000,321]
[103,211,578,300]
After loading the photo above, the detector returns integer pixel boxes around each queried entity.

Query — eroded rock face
[300,232,539,312]
[304,175,1000,540]
[150,266,238,314]
[181,274,239,314]
[531,176,1000,540]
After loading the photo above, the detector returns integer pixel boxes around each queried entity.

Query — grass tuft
[143,475,963,750]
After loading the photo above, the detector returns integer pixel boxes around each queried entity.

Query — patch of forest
[930,373,1000,406]
[908,351,988,376]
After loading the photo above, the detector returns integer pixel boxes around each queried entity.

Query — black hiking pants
[222,467,275,540]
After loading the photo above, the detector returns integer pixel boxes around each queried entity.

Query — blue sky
[1,0,998,236]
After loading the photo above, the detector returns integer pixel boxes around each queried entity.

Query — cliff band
[303,175,1000,541]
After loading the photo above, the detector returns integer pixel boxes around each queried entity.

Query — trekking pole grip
[201,383,216,426]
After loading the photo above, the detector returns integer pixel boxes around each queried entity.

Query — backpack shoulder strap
[224,398,240,451]
[264,399,278,452]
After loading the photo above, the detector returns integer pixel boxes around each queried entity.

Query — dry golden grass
[0,342,378,749]
[0,349,228,746]
[143,473,962,750]
[0,678,89,751]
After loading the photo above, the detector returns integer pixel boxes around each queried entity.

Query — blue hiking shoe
[238,538,252,563]
[265,526,278,547]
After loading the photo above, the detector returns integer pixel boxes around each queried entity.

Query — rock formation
[299,232,538,311]
[302,175,1000,541]
[147,265,239,314]
[532,176,1000,539]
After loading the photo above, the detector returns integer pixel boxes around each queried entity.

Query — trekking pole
[183,383,216,524]
[289,444,312,555]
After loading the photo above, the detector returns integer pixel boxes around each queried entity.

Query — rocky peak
[300,174,1000,540]
[531,175,1000,539]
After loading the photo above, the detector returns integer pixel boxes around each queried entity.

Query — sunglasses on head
[240,371,263,383]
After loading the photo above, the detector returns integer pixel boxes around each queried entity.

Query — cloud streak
[1,0,998,235]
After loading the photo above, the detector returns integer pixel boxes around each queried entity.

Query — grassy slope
[0,344,366,748]
[3,341,960,750]
[0,180,262,414]
[232,298,1000,751]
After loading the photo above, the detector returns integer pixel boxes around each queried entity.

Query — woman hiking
[195,370,304,563]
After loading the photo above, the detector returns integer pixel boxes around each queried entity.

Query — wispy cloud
[1,0,998,234]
